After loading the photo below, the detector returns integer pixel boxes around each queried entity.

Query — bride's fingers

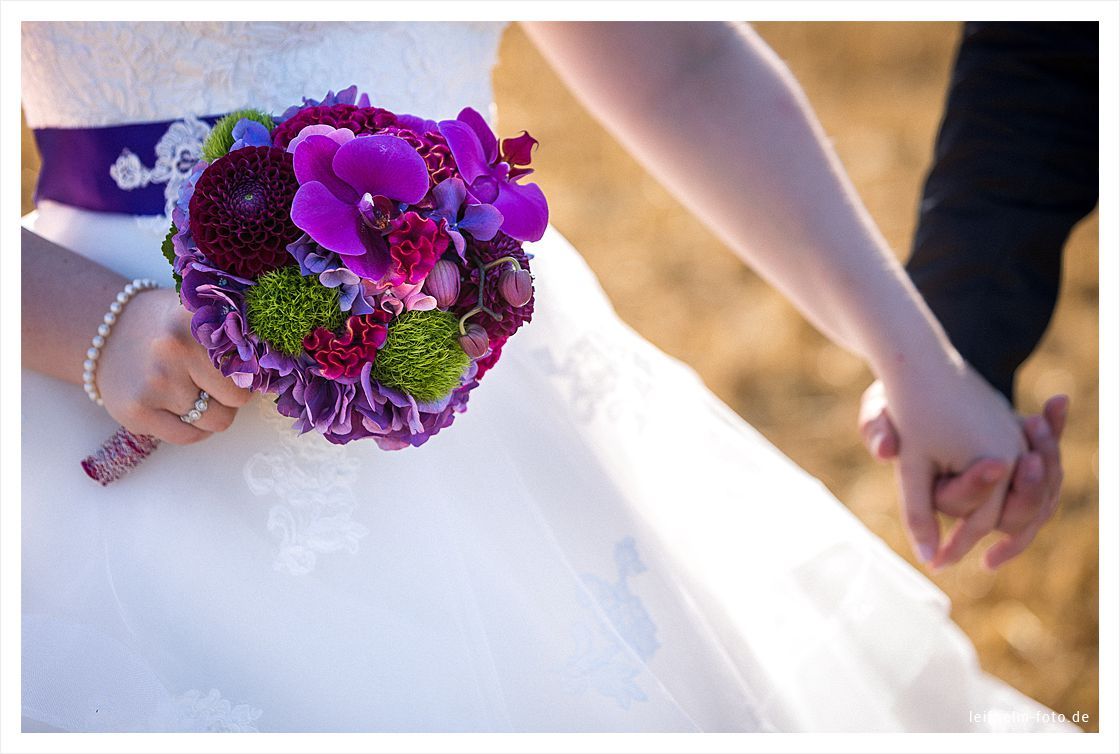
[141,411,213,445]
[895,458,939,564]
[932,458,1009,518]
[147,368,237,436]
[186,356,252,410]
[930,482,1006,570]
[191,399,238,433]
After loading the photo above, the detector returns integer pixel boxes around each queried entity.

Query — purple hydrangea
[276,85,371,123]
[272,358,478,448]
[428,176,503,259]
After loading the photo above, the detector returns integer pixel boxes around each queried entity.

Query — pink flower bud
[458,323,490,360]
[498,268,533,307]
[423,259,461,308]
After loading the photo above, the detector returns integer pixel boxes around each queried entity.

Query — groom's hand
[858,381,1068,569]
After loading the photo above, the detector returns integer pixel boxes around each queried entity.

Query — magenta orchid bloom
[437,108,548,243]
[289,130,429,280]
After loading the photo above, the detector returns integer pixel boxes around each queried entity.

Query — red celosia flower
[188,146,302,279]
[303,312,390,381]
[272,104,397,149]
[386,212,450,286]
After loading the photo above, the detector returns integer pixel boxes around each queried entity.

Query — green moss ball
[372,310,470,403]
[244,266,345,356]
[201,109,276,162]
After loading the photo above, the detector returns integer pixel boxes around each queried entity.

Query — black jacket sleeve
[906,21,1098,403]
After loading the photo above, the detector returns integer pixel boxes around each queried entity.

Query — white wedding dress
[20,21,1071,733]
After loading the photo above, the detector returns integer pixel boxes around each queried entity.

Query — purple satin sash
[33,114,225,216]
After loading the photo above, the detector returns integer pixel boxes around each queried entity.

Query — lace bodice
[21,22,507,129]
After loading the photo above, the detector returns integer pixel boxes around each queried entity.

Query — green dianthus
[372,310,470,403]
[201,109,276,162]
[244,266,345,356]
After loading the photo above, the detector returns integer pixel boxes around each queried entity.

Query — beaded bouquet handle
[81,429,161,486]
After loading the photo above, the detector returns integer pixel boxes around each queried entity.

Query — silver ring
[179,390,211,424]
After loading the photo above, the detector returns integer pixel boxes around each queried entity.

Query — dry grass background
[21,21,1098,729]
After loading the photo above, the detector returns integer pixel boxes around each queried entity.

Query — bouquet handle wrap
[81,427,161,486]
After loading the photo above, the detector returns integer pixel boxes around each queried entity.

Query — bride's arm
[523,21,1025,567]
[22,228,131,385]
[22,228,249,443]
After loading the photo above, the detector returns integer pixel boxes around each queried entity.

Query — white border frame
[2,2,1116,753]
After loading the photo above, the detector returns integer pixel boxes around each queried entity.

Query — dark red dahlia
[272,104,397,149]
[456,233,534,342]
[303,312,390,381]
[188,146,302,279]
[386,212,450,286]
[382,126,458,189]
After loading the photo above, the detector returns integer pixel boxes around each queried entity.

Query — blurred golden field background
[21,21,1098,729]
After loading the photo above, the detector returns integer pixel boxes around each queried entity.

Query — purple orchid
[437,108,548,242]
[429,177,503,259]
[289,131,430,281]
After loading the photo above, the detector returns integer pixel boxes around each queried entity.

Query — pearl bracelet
[83,278,160,406]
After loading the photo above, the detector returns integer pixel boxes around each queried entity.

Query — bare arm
[523,22,1026,566]
[523,22,949,380]
[22,227,128,385]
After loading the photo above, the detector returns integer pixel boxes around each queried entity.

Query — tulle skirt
[21,201,1070,732]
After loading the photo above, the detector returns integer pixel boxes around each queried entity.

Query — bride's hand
[878,360,1026,569]
[96,288,252,444]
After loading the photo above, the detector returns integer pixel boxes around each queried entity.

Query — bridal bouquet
[156,87,547,450]
[83,88,547,482]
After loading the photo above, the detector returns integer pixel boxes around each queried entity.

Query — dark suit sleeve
[906,21,1098,402]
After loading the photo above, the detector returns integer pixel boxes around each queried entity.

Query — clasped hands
[859,378,1066,571]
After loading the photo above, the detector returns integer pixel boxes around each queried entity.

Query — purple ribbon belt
[34,114,225,216]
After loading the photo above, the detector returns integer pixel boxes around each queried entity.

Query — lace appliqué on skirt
[243,400,369,576]
[562,537,661,709]
[531,332,657,430]
[174,688,262,732]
